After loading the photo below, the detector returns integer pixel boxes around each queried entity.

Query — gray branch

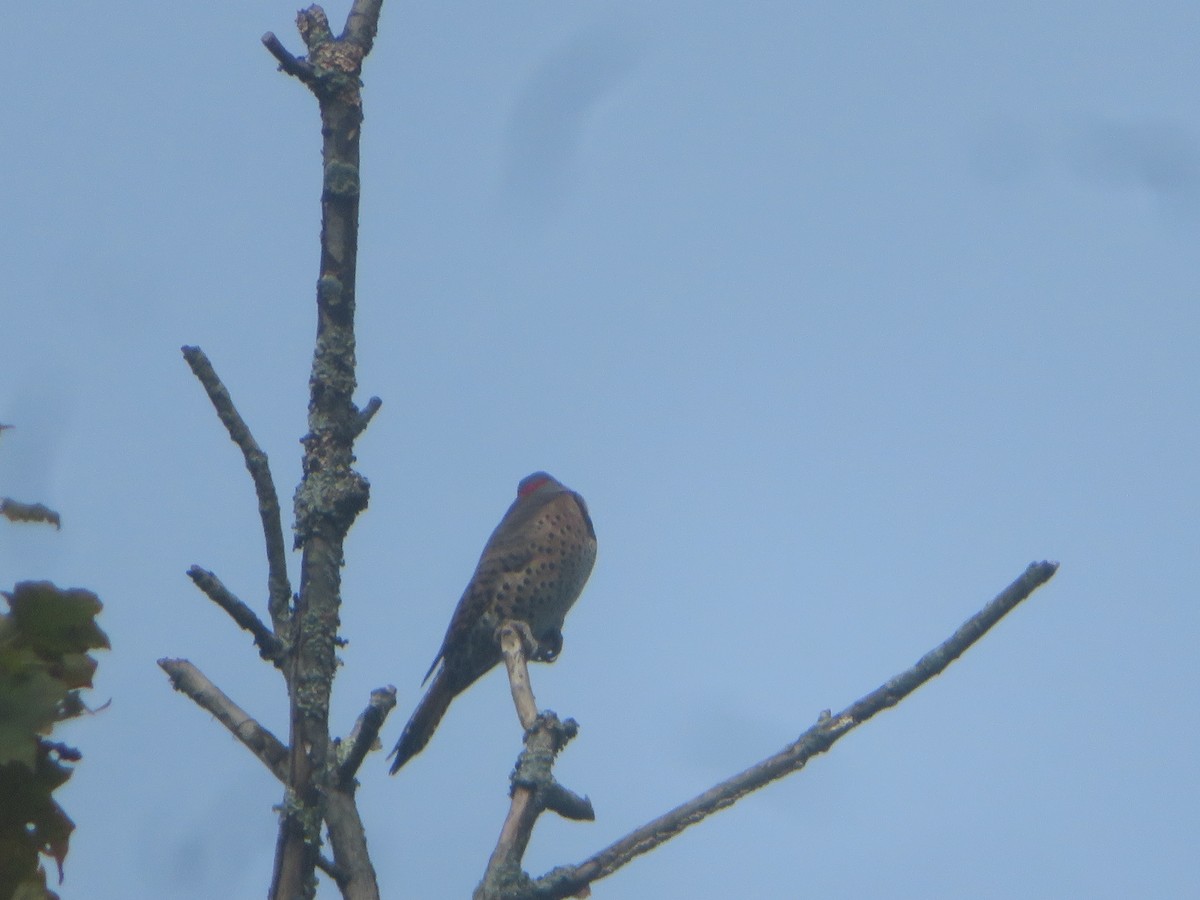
[475,631,594,900]
[263,2,383,896]
[181,345,294,633]
[526,560,1060,899]
[158,657,288,781]
[187,565,285,664]
[335,686,398,785]
[351,396,382,438]
[262,30,316,83]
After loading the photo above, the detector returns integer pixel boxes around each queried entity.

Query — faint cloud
[500,22,642,219]
[1067,117,1200,220]
[966,114,1200,223]
[0,382,74,501]
[146,771,272,899]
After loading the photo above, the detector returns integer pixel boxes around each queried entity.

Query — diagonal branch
[262,31,317,83]
[335,686,397,785]
[343,0,384,52]
[158,657,288,781]
[187,566,285,664]
[528,560,1059,899]
[158,657,345,882]
[181,345,294,633]
[476,626,595,900]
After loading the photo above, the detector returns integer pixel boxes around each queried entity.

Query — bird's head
[517,471,563,498]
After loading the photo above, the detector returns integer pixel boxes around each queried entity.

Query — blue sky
[3,2,1198,897]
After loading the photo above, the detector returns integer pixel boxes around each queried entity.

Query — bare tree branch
[155,657,386,900]
[542,781,595,822]
[324,790,381,900]
[262,31,317,83]
[477,632,595,900]
[335,686,397,785]
[263,3,383,896]
[351,396,382,438]
[499,621,541,730]
[343,0,384,52]
[170,5,384,899]
[523,560,1060,899]
[187,565,285,663]
[158,657,288,781]
[181,345,294,632]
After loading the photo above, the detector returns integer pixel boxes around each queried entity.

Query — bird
[388,471,596,774]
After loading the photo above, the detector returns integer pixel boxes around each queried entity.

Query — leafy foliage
[0,584,108,899]
[0,501,61,530]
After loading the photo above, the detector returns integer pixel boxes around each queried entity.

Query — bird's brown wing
[421,545,536,684]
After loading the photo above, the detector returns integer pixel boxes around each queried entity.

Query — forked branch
[502,560,1058,899]
[168,4,388,899]
[476,624,596,900]
[262,3,384,898]
[181,345,293,631]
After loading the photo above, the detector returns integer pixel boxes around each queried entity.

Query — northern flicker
[388,471,596,774]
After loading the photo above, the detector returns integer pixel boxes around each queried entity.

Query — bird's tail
[388,669,456,774]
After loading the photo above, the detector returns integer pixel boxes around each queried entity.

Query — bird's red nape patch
[518,473,552,497]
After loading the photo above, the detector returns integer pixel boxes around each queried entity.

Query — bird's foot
[496,620,540,661]
[531,627,563,663]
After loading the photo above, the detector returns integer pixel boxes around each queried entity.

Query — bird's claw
[531,628,563,662]
[496,620,540,659]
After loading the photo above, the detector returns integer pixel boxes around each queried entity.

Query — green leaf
[4,583,110,658]
[0,500,61,530]
[0,746,74,898]
[0,580,105,892]
[0,668,68,767]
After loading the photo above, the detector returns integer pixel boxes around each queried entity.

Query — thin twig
[158,657,288,781]
[181,345,293,633]
[527,560,1059,899]
[335,686,398,785]
[542,782,595,822]
[261,31,317,83]
[352,396,382,438]
[187,566,285,663]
